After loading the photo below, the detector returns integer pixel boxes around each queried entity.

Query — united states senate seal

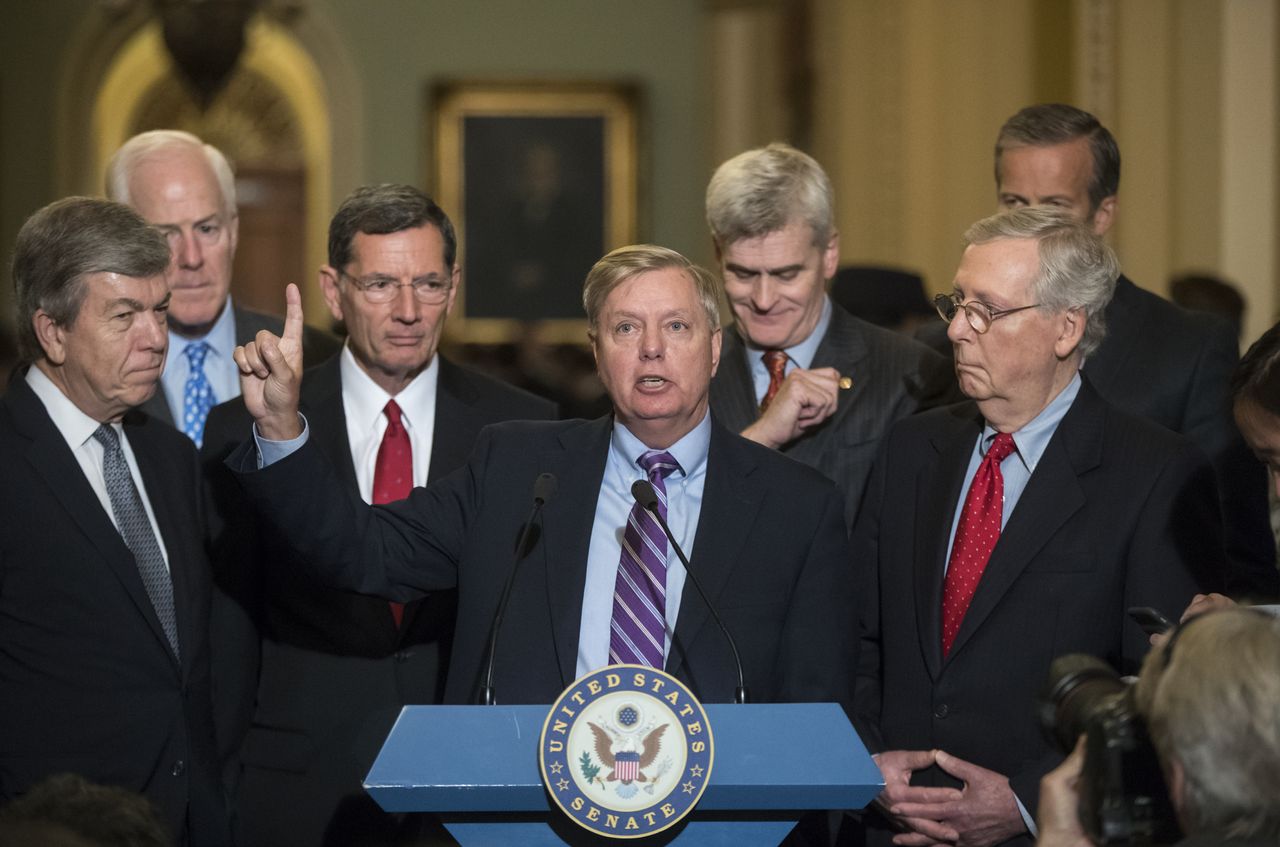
[539,664,714,838]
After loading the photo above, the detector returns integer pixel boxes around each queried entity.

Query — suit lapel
[7,382,178,664]
[302,357,359,493]
[428,358,481,484]
[943,383,1103,661]
[666,421,764,677]
[916,417,981,680]
[542,417,613,688]
[709,328,761,434]
[785,307,870,465]
[1081,276,1141,394]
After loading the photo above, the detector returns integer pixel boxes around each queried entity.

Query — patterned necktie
[941,432,1017,656]
[609,450,680,668]
[92,424,180,660]
[372,400,412,627]
[760,349,788,413]
[182,342,216,449]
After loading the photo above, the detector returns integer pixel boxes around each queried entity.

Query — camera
[1038,654,1181,845]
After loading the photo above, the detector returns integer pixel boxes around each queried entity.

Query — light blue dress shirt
[161,299,239,424]
[575,414,710,677]
[942,370,1081,835]
[745,297,833,404]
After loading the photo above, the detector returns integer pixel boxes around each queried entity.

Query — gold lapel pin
[839,376,853,390]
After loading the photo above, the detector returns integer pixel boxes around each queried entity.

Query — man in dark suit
[202,185,556,845]
[226,244,851,711]
[0,197,229,845]
[106,129,339,446]
[852,208,1224,847]
[705,143,958,529]
[992,104,1277,600]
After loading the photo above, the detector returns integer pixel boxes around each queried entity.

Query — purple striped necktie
[609,450,680,668]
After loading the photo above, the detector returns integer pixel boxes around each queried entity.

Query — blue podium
[365,702,883,845]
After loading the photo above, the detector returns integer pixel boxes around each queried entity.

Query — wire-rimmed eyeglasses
[340,271,453,305]
[933,292,1038,334]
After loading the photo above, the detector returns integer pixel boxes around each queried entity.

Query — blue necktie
[182,342,216,448]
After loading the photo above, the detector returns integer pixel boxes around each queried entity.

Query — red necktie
[760,349,788,412]
[372,399,412,627]
[941,432,1016,656]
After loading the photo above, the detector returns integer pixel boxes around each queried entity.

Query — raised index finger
[282,282,304,346]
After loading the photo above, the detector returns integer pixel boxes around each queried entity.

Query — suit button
[394,650,412,663]
[933,703,949,719]
[171,760,186,777]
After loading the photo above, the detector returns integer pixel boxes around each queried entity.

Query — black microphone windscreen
[631,479,659,510]
[534,472,558,505]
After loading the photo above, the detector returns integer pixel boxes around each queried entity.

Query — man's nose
[174,230,202,269]
[946,306,972,343]
[391,282,421,321]
[750,277,777,310]
[639,324,664,358]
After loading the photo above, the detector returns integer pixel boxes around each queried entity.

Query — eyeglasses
[340,271,453,305]
[933,292,1038,334]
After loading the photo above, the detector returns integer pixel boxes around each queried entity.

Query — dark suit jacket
[201,353,555,845]
[229,415,854,709]
[140,304,342,427]
[1080,276,1273,598]
[851,378,1224,842]
[711,303,960,529]
[0,377,229,846]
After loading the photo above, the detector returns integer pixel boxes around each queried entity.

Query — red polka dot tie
[760,349,788,413]
[941,432,1016,656]
[373,399,412,627]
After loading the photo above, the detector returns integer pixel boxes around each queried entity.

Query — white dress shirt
[26,365,170,571]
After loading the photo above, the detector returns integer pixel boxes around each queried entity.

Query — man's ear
[709,327,722,377]
[1091,196,1116,237]
[444,265,461,317]
[1054,307,1087,359]
[318,266,345,324]
[33,309,66,365]
[822,231,841,281]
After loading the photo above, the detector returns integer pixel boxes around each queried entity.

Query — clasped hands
[873,749,1026,847]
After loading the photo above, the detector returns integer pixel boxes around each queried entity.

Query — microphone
[631,479,749,704]
[478,472,557,705]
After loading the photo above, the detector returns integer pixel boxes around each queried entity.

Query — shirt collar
[981,371,1082,473]
[171,295,236,360]
[609,411,712,481]
[25,363,115,449]
[338,343,439,431]
[741,295,833,371]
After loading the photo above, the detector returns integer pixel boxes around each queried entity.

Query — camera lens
[1038,653,1128,753]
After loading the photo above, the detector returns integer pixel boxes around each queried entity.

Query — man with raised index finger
[226,245,853,712]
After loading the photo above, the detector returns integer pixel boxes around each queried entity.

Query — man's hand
[232,283,305,440]
[873,749,962,846]
[1151,593,1236,647]
[742,366,842,449]
[1036,738,1091,847]
[888,751,1025,847]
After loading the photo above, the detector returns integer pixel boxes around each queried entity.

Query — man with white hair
[852,208,1224,847]
[107,129,339,446]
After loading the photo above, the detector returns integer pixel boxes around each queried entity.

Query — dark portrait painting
[462,116,605,321]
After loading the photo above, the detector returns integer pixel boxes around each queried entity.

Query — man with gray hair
[993,103,1277,600]
[0,197,230,844]
[107,129,339,447]
[706,142,957,529]
[852,208,1224,847]
[222,244,852,714]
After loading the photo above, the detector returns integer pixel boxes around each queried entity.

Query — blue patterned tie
[182,341,216,448]
[93,424,180,660]
[609,450,680,668]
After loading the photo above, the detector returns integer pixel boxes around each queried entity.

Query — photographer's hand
[873,749,962,846]
[890,750,1024,847]
[1037,738,1091,847]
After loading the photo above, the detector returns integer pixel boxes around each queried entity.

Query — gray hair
[1135,609,1280,840]
[706,142,834,248]
[106,129,238,215]
[963,207,1118,359]
[12,197,170,362]
[583,245,721,334]
[995,104,1121,215]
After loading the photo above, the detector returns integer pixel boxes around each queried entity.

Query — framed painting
[431,81,640,343]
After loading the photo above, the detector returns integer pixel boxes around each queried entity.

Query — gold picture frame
[430,80,640,344]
